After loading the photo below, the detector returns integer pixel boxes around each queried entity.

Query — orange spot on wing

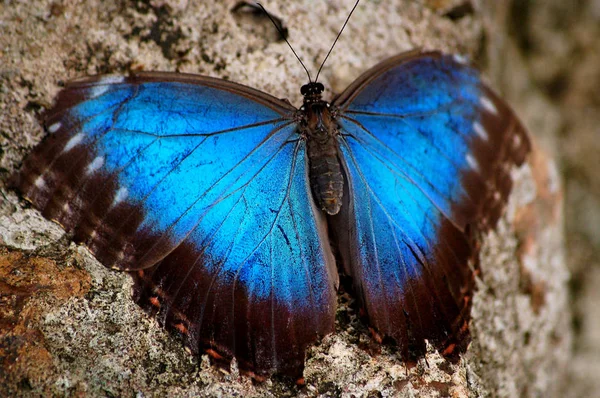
[369,327,383,344]
[460,320,469,333]
[149,296,160,308]
[173,322,188,335]
[206,348,224,360]
[442,343,456,356]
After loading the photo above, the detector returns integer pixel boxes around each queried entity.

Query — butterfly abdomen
[301,102,344,215]
[307,137,344,215]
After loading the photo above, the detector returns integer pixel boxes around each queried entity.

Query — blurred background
[501,1,600,395]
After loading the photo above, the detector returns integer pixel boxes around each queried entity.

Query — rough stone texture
[0,0,578,396]
[503,2,600,397]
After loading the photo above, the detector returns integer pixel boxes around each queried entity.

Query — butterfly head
[301,82,324,104]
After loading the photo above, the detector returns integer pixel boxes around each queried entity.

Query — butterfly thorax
[298,82,344,215]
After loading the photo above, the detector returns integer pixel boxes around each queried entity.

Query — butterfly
[11,48,530,380]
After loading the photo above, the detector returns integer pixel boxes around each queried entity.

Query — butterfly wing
[12,73,338,378]
[331,50,530,359]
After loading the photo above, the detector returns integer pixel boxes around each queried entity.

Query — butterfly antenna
[256,3,312,82]
[315,0,360,82]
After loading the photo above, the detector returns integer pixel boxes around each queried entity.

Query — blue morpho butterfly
[11,3,530,382]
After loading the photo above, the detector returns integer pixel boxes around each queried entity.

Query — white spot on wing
[100,75,125,84]
[473,121,489,141]
[480,96,498,115]
[466,154,480,173]
[513,134,522,148]
[453,54,468,65]
[89,76,125,98]
[63,133,84,152]
[48,122,61,134]
[112,187,128,207]
[90,85,109,99]
[34,176,46,188]
[86,156,105,175]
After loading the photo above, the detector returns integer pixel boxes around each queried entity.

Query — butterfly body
[298,82,344,215]
[12,50,530,379]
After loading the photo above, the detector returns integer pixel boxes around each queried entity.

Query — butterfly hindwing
[332,51,530,358]
[13,73,338,378]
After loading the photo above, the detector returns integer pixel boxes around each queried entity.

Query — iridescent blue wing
[331,50,530,360]
[12,73,338,378]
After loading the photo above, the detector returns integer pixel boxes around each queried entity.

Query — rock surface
[0,1,575,396]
